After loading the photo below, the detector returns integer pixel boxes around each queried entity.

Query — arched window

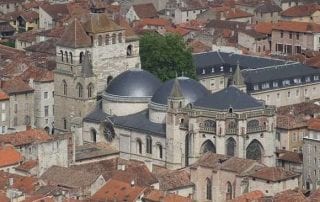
[87,83,94,98]
[79,52,84,64]
[157,144,163,159]
[137,139,142,154]
[226,182,232,200]
[63,118,67,130]
[65,51,68,62]
[146,136,152,154]
[247,120,259,128]
[118,32,122,43]
[90,128,97,143]
[62,80,67,95]
[76,83,83,98]
[24,115,30,125]
[206,178,212,200]
[200,140,216,154]
[69,52,73,64]
[105,34,109,45]
[127,44,132,56]
[228,120,237,129]
[246,140,264,161]
[203,120,216,128]
[226,137,236,156]
[107,76,113,85]
[60,50,64,61]
[98,35,103,46]
[112,33,116,44]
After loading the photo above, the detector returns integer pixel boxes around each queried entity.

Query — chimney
[130,179,135,187]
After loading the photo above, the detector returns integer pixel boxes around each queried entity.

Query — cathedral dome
[151,77,209,106]
[105,69,161,98]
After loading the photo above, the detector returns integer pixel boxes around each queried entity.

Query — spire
[81,51,94,77]
[169,78,183,98]
[232,60,245,86]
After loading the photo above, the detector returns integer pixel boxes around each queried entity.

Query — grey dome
[105,69,162,97]
[151,77,209,105]
[194,86,264,111]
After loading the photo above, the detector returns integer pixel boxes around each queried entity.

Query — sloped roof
[83,13,124,33]
[0,129,52,146]
[40,4,69,21]
[1,77,34,95]
[132,3,158,19]
[57,18,91,48]
[0,146,22,168]
[273,21,320,33]
[254,2,282,13]
[255,22,273,34]
[155,169,194,191]
[250,167,300,182]
[281,3,320,17]
[194,86,264,111]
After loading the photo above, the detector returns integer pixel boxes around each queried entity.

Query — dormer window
[253,85,259,90]
[220,66,224,72]
[273,81,278,87]
[261,83,270,89]
[211,68,215,73]
[294,78,301,84]
[306,77,311,82]
[314,75,319,81]
[202,69,206,74]
[282,80,290,86]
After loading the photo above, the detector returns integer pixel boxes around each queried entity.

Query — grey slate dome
[194,86,264,111]
[105,69,161,97]
[151,77,209,105]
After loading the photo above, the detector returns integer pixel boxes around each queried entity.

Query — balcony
[247,126,266,134]
[225,128,238,135]
[199,127,216,134]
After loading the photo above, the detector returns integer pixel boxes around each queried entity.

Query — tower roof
[83,13,124,33]
[169,78,183,98]
[57,18,92,48]
[232,61,245,86]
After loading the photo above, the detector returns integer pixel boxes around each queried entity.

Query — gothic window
[112,33,116,44]
[200,140,216,154]
[157,144,163,159]
[118,32,122,43]
[87,83,94,98]
[226,138,236,156]
[226,182,232,200]
[206,178,212,200]
[90,128,97,143]
[65,51,68,62]
[103,122,115,142]
[24,115,30,125]
[203,120,216,128]
[63,118,67,130]
[137,138,142,154]
[60,50,64,61]
[76,83,83,98]
[246,140,264,161]
[247,120,259,128]
[69,52,73,64]
[62,80,67,95]
[105,34,110,45]
[146,136,152,154]
[228,120,237,129]
[79,52,84,64]
[98,35,103,46]
[127,44,132,56]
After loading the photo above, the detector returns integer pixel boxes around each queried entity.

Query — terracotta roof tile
[40,4,69,21]
[20,11,38,23]
[224,8,253,19]
[143,189,192,202]
[0,171,37,193]
[308,118,320,131]
[273,189,306,201]
[189,40,211,53]
[91,179,145,202]
[276,149,303,164]
[0,91,9,101]
[19,66,54,82]
[0,191,9,202]
[254,22,273,35]
[1,77,34,95]
[281,3,320,17]
[229,190,264,202]
[0,129,52,147]
[273,21,320,33]
[155,169,194,191]
[250,167,300,182]
[15,160,38,172]
[139,18,171,27]
[309,188,320,201]
[132,3,158,19]
[83,13,124,33]
[57,18,91,48]
[0,145,22,168]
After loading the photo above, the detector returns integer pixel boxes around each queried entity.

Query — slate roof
[57,18,92,48]
[83,101,109,123]
[0,146,22,168]
[194,86,264,111]
[105,69,161,98]
[132,3,158,19]
[112,110,166,137]
[151,77,209,106]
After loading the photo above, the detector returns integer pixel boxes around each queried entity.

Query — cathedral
[54,2,277,169]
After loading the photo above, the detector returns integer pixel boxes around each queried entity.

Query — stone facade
[0,98,9,134]
[174,8,207,24]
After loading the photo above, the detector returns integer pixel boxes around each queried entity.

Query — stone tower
[166,79,185,169]
[54,19,97,132]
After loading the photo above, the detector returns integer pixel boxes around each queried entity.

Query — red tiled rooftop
[15,160,38,172]
[281,3,320,17]
[0,145,22,168]
[254,22,273,35]
[308,118,320,131]
[140,18,171,27]
[0,91,9,101]
[19,66,54,82]
[144,189,192,202]
[132,3,158,19]
[229,190,264,202]
[1,77,34,95]
[273,21,320,33]
[0,171,37,194]
[0,129,52,147]
[91,179,145,202]
[250,167,300,182]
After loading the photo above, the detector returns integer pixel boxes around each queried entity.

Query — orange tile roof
[281,3,320,17]
[165,26,191,36]
[0,145,22,168]
[229,190,264,202]
[91,179,145,201]
[274,189,306,201]
[255,22,273,34]
[19,66,53,82]
[308,118,320,131]
[0,129,52,147]
[1,77,34,95]
[273,21,320,33]
[15,160,38,172]
[0,91,9,101]
[250,167,300,182]
[140,18,171,27]
[0,171,37,194]
[144,189,192,202]
[0,191,9,202]
[132,3,158,19]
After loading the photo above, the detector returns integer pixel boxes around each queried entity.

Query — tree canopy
[139,32,196,81]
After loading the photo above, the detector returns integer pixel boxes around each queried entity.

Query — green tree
[140,32,195,81]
